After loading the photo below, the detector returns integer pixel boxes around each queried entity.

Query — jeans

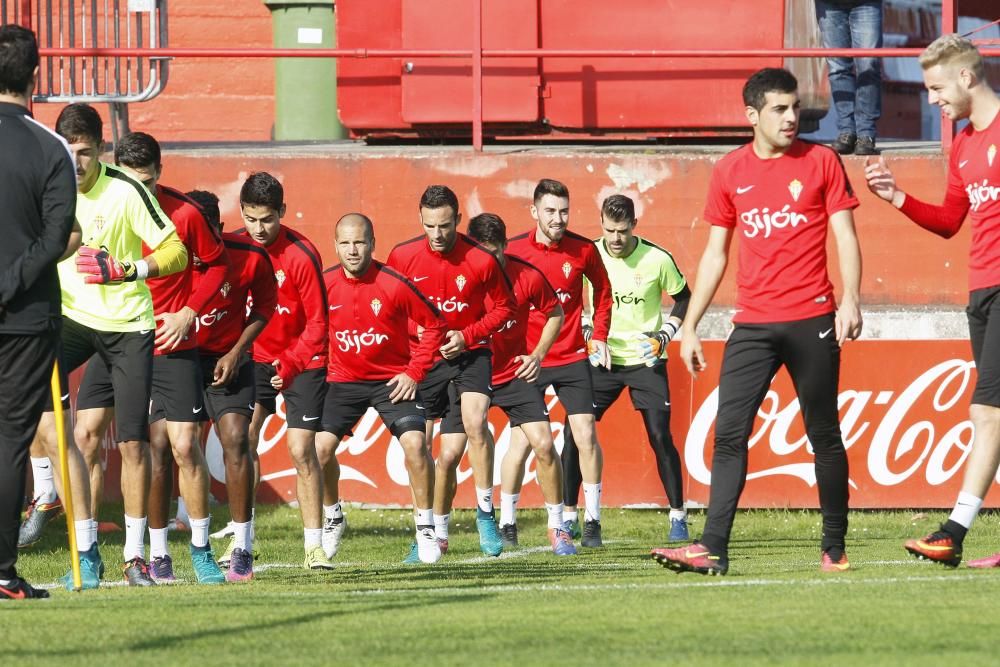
[815,0,883,138]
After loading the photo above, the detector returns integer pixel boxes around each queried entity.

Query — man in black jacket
[0,25,78,599]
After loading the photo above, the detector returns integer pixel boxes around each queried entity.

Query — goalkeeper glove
[76,247,145,284]
[581,314,594,343]
[637,322,679,365]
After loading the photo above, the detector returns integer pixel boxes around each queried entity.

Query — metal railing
[1,0,169,103]
[4,0,998,152]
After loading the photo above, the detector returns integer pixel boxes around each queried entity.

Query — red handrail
[24,0,996,151]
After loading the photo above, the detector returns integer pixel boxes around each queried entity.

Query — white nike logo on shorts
[61,393,70,401]
[303,415,320,421]
[416,404,425,410]
[818,328,833,339]
[192,406,203,414]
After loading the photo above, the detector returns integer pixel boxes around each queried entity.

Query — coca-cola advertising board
[93,340,1000,508]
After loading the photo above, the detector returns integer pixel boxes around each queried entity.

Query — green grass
[6,506,1000,666]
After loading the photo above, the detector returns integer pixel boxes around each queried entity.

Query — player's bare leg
[567,412,604,547]
[400,430,441,563]
[433,431,466,552]
[146,419,177,581]
[74,406,113,519]
[285,427,328,570]
[36,411,103,589]
[461,391,502,556]
[315,430,345,559]
[520,420,576,555]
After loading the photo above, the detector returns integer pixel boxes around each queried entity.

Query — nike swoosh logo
[736,185,754,194]
[664,401,670,407]
[685,548,716,560]
[248,403,256,411]
[61,393,70,402]
[416,404,425,410]
[139,330,151,335]
[302,415,320,421]
[192,406,203,414]
[576,347,586,354]
[818,328,833,339]
[412,276,429,283]
[959,160,969,168]
[329,305,343,311]
[0,585,26,599]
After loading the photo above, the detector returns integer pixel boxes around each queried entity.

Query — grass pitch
[5,506,1000,666]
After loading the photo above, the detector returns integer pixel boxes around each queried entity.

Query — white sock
[31,457,56,502]
[564,508,578,523]
[475,486,494,514]
[176,497,189,523]
[433,513,450,540]
[499,492,520,527]
[190,516,210,548]
[415,508,433,529]
[545,502,564,530]
[304,528,322,549]
[324,503,344,521]
[669,507,687,521]
[149,527,169,559]
[233,521,252,552]
[124,515,147,562]
[948,492,983,530]
[75,519,95,552]
[583,482,602,522]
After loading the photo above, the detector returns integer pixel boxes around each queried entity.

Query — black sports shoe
[122,557,157,587]
[854,136,879,155]
[581,519,603,548]
[500,523,518,548]
[831,133,857,155]
[0,577,50,599]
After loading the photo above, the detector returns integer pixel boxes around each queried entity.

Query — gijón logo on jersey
[967,180,1000,212]
[612,290,646,309]
[431,295,470,313]
[335,327,389,354]
[554,289,572,304]
[739,179,808,239]
[193,307,228,333]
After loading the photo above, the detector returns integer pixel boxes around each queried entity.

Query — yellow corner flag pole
[51,361,82,592]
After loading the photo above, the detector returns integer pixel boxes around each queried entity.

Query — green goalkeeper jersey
[589,236,686,366]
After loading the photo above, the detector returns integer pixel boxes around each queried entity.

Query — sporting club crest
[788,179,803,202]
[371,298,382,316]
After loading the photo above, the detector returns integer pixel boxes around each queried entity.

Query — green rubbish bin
[263,0,345,140]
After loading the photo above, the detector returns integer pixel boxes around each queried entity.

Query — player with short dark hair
[37,102,190,588]
[653,67,862,575]
[865,35,1000,569]
[506,179,613,548]
[182,189,277,581]
[387,185,516,559]
[241,172,332,571]
[556,194,692,542]
[0,25,78,600]
[438,212,576,555]
[69,131,230,585]
[317,213,447,564]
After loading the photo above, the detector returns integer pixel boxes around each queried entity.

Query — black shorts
[536,359,596,416]
[440,376,549,435]
[417,349,492,420]
[591,361,671,419]
[52,316,153,443]
[321,380,426,438]
[254,363,326,431]
[967,286,1000,407]
[200,353,256,422]
[149,349,205,423]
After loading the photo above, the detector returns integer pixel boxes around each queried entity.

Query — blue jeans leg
[816,1,883,138]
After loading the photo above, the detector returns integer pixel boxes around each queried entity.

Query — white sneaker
[416,527,442,564]
[209,521,236,540]
[322,516,346,560]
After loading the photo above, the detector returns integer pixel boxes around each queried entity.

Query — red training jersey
[246,226,328,382]
[703,139,859,324]
[491,255,562,385]
[506,228,612,368]
[146,185,227,354]
[899,110,1000,291]
[324,260,447,383]
[194,232,278,357]
[386,232,515,359]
